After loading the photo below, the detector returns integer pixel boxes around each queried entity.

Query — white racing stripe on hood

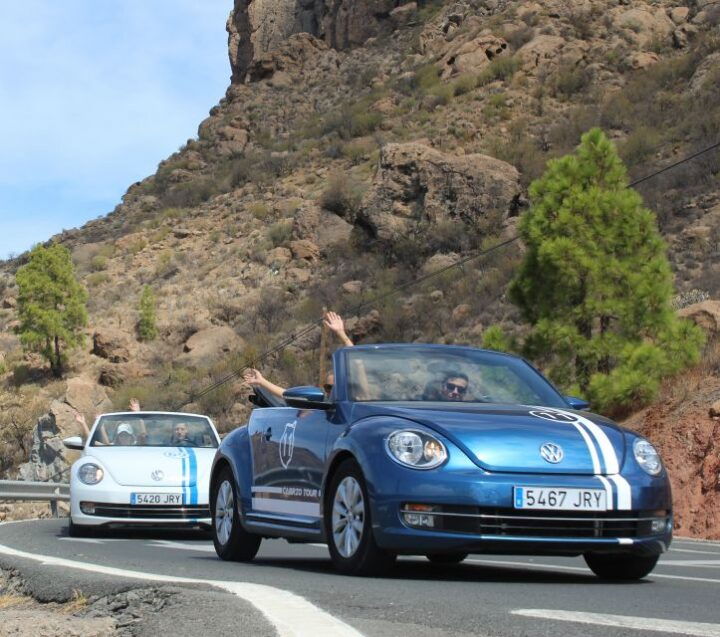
[532,407,631,511]
[609,474,632,510]
[569,422,601,474]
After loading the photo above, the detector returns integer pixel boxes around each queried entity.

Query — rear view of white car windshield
[90,414,218,448]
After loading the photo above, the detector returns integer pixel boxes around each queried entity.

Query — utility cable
[175,138,720,408]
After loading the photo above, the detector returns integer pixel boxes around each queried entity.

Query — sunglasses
[445,381,467,395]
[323,384,334,394]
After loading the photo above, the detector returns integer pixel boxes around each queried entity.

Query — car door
[248,406,332,521]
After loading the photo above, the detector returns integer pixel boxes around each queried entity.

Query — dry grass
[0,593,30,609]
[61,589,88,614]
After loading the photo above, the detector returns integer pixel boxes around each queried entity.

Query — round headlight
[386,430,447,469]
[78,463,104,485]
[633,439,662,476]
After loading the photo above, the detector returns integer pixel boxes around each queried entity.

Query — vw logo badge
[151,470,165,481]
[540,443,564,464]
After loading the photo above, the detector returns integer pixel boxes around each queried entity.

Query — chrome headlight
[633,438,662,476]
[78,463,104,485]
[386,430,447,470]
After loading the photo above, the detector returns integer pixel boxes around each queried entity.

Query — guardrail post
[50,499,58,518]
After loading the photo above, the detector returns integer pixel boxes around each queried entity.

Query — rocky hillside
[0,0,719,531]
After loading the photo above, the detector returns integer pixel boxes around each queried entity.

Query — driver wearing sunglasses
[440,372,470,402]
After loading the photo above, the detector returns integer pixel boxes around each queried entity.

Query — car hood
[84,447,215,487]
[354,403,626,475]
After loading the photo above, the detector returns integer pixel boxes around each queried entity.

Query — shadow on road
[188,554,647,586]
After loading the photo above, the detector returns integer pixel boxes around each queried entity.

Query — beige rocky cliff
[228,0,414,81]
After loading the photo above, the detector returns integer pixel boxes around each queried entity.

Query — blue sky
[0,1,232,259]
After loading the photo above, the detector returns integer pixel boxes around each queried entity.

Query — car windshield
[90,414,218,448]
[345,347,568,408]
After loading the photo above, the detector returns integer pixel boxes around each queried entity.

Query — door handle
[263,427,272,441]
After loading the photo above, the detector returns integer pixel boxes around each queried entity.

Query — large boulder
[50,376,114,439]
[180,326,245,366]
[92,327,131,363]
[348,143,520,243]
[438,34,508,79]
[678,300,720,337]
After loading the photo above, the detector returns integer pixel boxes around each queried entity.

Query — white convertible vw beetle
[63,411,220,536]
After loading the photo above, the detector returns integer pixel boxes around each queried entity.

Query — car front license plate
[131,493,182,506]
[513,487,607,511]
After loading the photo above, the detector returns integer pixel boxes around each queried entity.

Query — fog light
[402,503,437,528]
[650,518,666,534]
[80,502,96,515]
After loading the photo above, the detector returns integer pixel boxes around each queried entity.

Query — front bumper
[71,483,210,527]
[366,464,672,557]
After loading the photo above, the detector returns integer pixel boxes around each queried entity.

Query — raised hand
[129,398,141,412]
[243,368,265,386]
[323,311,354,347]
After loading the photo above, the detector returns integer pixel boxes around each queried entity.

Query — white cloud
[0,0,232,258]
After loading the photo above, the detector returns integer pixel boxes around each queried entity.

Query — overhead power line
[175,138,720,411]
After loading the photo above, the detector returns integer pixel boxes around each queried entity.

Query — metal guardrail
[0,480,70,518]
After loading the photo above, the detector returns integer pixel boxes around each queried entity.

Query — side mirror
[283,386,333,410]
[63,435,85,451]
[565,396,590,411]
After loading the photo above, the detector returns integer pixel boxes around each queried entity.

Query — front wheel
[584,552,659,580]
[324,459,396,576]
[211,467,261,562]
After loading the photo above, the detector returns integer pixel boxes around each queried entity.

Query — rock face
[181,326,245,366]
[347,143,520,243]
[227,0,410,81]
[17,412,68,483]
[92,327,131,363]
[678,300,720,337]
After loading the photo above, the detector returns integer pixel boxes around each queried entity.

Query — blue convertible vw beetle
[210,344,671,579]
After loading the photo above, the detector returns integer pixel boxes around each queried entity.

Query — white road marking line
[511,609,720,637]
[674,538,720,547]
[57,537,131,544]
[150,540,215,553]
[464,558,720,584]
[671,548,720,556]
[657,560,720,568]
[0,543,361,637]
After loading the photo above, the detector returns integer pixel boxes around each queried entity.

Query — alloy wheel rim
[215,480,234,546]
[332,476,365,558]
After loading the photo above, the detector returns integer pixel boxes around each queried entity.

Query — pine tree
[507,128,703,413]
[15,244,88,378]
[137,285,158,341]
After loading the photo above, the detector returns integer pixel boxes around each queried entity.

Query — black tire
[68,519,96,538]
[584,552,660,580]
[426,552,468,565]
[211,466,261,561]
[324,459,396,576]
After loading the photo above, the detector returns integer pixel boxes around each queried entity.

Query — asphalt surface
[2,519,720,636]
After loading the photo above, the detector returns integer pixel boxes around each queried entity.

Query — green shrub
[550,63,592,99]
[477,56,520,86]
[154,250,176,279]
[137,285,158,341]
[483,93,510,119]
[87,272,110,286]
[619,127,661,167]
[267,221,293,247]
[249,202,270,219]
[320,173,364,216]
[90,255,108,271]
[452,74,477,96]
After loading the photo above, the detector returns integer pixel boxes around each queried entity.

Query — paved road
[2,519,720,636]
